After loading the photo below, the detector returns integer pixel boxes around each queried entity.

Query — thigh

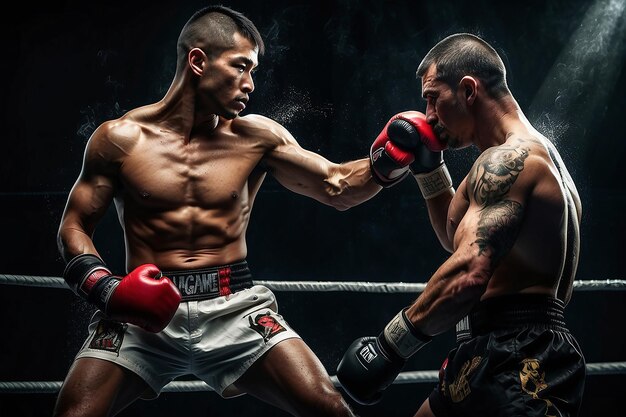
[53,357,148,417]
[234,338,355,417]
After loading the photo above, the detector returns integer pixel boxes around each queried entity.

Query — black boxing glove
[391,113,452,200]
[336,308,431,405]
[369,114,421,187]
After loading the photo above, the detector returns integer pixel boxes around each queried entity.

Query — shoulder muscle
[81,118,141,177]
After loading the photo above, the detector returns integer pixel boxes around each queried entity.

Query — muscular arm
[262,120,381,211]
[405,143,533,335]
[424,188,455,252]
[57,123,121,262]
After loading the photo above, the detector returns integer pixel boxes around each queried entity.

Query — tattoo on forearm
[469,145,530,206]
[474,200,524,266]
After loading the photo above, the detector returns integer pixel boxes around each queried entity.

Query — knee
[300,386,357,417]
[325,390,357,417]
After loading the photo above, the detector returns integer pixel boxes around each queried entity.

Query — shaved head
[417,33,509,98]
[176,5,264,67]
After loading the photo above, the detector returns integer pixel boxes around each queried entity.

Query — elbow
[57,228,72,262]
[57,223,68,252]
[324,189,363,211]
[457,274,489,299]
[321,163,372,211]
[321,178,355,211]
[57,220,91,262]
[453,265,491,301]
[56,231,64,254]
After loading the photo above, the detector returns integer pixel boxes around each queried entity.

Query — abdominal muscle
[121,201,251,271]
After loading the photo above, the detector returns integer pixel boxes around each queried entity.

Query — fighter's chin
[447,137,473,150]
[447,137,462,149]
[220,109,241,120]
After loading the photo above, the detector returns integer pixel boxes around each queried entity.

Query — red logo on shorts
[249,312,286,342]
[89,319,127,354]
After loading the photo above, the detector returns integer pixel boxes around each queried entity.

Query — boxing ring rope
[2,274,626,292]
[1,274,625,394]
[2,363,625,394]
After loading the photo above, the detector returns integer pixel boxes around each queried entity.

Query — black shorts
[429,294,586,417]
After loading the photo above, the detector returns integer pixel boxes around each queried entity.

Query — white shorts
[74,285,301,398]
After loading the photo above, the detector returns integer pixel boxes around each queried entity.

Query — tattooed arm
[404,142,533,335]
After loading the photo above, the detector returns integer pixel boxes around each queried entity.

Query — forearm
[410,154,455,250]
[57,224,99,262]
[57,189,105,262]
[336,244,483,406]
[325,158,382,210]
[58,177,115,262]
[424,190,454,251]
[405,253,490,336]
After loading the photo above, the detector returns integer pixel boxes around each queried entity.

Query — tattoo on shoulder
[469,144,530,206]
[474,200,524,266]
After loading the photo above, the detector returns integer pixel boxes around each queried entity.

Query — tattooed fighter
[337,33,586,417]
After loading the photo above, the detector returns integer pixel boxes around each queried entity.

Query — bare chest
[118,136,263,208]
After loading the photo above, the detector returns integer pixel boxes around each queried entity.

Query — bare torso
[446,133,581,303]
[61,95,375,273]
[108,105,277,271]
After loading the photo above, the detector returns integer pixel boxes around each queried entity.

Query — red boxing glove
[64,255,182,332]
[389,112,453,199]
[107,264,181,332]
[370,115,417,187]
[390,111,446,173]
[370,111,446,187]
[392,111,446,152]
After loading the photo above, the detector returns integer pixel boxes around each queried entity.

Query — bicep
[266,141,334,192]
[462,143,535,269]
[62,174,116,235]
[60,131,119,236]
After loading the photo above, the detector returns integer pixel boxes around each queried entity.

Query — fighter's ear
[188,48,207,76]
[459,76,478,104]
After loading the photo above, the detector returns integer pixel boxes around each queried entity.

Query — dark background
[1,0,625,416]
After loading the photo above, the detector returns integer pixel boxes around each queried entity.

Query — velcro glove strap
[413,163,453,199]
[383,308,432,359]
[63,254,119,311]
[370,160,410,188]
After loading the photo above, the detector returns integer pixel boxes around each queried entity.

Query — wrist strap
[413,163,453,199]
[383,309,432,359]
[89,275,120,313]
[63,254,114,298]
[370,160,409,188]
